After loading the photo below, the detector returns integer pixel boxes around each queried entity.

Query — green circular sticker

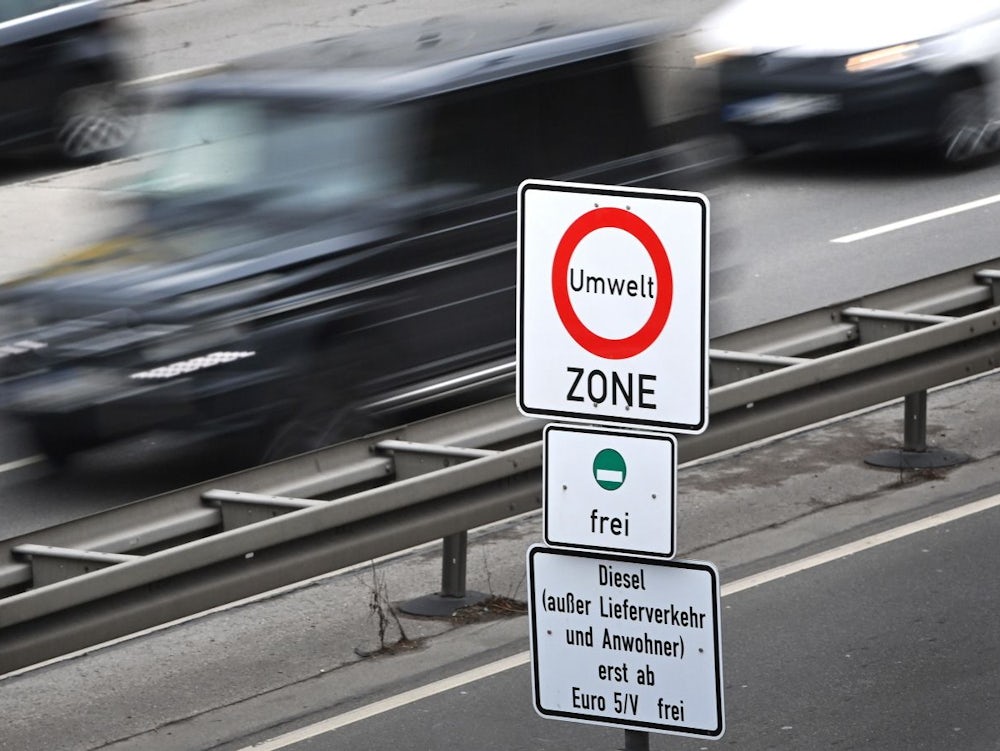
[593,448,627,490]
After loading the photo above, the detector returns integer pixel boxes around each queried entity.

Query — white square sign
[544,424,676,558]
[517,180,709,433]
[528,546,724,739]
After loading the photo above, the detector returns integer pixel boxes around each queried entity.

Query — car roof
[160,14,670,105]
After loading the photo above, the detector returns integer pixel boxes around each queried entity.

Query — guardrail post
[440,532,470,599]
[375,440,497,616]
[841,307,971,471]
[903,391,927,452]
[864,389,970,469]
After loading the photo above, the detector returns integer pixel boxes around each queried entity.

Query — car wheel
[935,87,997,166]
[257,349,373,463]
[32,426,83,467]
[53,81,137,162]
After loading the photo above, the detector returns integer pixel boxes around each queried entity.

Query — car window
[265,105,416,205]
[140,101,262,193]
[132,99,417,208]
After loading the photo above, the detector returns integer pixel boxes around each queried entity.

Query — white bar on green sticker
[596,469,623,483]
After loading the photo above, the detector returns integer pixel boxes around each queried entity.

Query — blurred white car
[690,0,1000,164]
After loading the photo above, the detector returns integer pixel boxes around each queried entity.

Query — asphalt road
[283,500,1000,751]
[710,152,1000,333]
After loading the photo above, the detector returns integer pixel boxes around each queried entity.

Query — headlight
[845,38,948,73]
[694,47,746,68]
[846,43,919,72]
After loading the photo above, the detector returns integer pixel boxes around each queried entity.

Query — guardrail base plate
[864,448,970,470]
[398,591,489,617]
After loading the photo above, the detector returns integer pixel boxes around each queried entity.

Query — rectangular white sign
[517,180,709,433]
[528,546,724,739]
[544,424,677,557]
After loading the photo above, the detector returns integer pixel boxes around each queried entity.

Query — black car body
[0,15,712,462]
[0,0,134,160]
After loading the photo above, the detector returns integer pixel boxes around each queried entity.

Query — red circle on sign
[551,207,674,360]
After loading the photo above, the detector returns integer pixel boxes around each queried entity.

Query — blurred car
[0,15,717,463]
[690,0,1000,164]
[0,0,136,161]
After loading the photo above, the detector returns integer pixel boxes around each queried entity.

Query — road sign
[544,424,677,557]
[517,180,709,433]
[528,546,724,739]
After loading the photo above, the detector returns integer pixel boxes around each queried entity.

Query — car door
[370,52,672,391]
[355,83,532,392]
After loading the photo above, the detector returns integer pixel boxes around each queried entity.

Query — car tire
[935,86,997,166]
[53,79,137,162]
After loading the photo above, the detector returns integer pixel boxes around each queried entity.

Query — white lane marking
[239,492,1000,750]
[831,193,1000,243]
[0,455,44,474]
[722,493,1000,595]
[242,653,532,751]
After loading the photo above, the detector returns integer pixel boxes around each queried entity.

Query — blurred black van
[0,15,719,462]
[0,0,135,160]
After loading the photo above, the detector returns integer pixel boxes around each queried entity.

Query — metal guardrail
[1,260,999,674]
